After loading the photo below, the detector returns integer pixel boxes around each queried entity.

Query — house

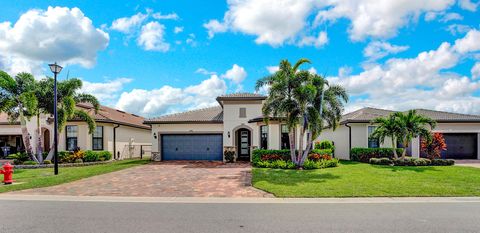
[0,103,151,159]
[317,107,480,160]
[146,93,308,161]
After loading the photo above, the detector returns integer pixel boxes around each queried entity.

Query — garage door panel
[442,133,478,160]
[161,134,223,161]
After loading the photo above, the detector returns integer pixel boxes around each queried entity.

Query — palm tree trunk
[45,132,58,161]
[391,137,398,159]
[401,140,408,159]
[300,131,313,166]
[19,111,38,162]
[297,125,305,167]
[36,114,43,163]
[288,129,296,163]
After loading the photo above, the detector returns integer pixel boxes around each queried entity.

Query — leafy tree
[395,110,436,159]
[370,114,403,159]
[0,71,39,162]
[421,132,447,160]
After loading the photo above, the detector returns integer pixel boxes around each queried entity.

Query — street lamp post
[49,62,63,175]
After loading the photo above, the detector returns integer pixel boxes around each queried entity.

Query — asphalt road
[1,199,480,233]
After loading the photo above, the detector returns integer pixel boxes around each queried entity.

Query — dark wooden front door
[236,129,251,160]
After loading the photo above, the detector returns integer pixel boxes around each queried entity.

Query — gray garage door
[161,134,223,161]
[442,133,478,159]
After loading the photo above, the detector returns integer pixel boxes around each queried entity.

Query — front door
[236,129,251,161]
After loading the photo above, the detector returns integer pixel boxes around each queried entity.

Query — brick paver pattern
[15,161,272,197]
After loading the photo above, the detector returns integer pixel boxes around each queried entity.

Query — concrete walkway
[13,161,272,198]
[455,160,480,168]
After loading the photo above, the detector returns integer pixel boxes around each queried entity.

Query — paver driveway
[15,161,272,197]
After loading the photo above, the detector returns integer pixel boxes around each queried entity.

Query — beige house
[318,107,480,160]
[0,103,151,159]
[145,93,308,161]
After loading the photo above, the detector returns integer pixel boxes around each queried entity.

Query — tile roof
[217,93,266,98]
[144,106,223,124]
[341,107,480,123]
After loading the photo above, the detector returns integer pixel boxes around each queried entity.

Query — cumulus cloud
[110,12,147,33]
[363,41,409,61]
[329,29,480,114]
[453,29,480,53]
[458,0,480,11]
[266,66,279,74]
[81,78,132,104]
[472,62,480,79]
[425,11,463,22]
[152,12,179,20]
[221,64,247,84]
[137,21,170,52]
[174,26,184,34]
[205,0,456,46]
[0,6,109,75]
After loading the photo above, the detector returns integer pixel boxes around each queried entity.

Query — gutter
[345,123,352,160]
[113,124,120,160]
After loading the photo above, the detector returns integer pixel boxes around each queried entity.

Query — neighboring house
[146,93,307,161]
[317,107,480,160]
[0,103,151,159]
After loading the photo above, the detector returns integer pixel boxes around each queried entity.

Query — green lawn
[0,159,149,193]
[252,161,480,197]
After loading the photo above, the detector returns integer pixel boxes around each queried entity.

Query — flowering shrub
[261,154,284,161]
[307,153,332,161]
[421,133,447,160]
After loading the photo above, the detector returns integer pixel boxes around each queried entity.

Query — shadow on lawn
[254,169,341,186]
[373,165,440,173]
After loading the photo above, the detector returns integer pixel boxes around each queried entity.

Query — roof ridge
[413,108,480,118]
[148,106,221,120]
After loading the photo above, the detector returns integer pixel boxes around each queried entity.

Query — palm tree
[395,110,436,159]
[370,114,402,159]
[256,58,311,164]
[39,77,100,161]
[0,71,39,162]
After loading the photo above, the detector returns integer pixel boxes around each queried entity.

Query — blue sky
[0,0,479,117]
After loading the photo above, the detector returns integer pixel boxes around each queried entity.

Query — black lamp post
[49,62,63,175]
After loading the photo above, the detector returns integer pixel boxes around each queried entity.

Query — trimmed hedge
[351,148,404,162]
[369,157,455,166]
[252,149,338,169]
[252,149,291,165]
[303,158,339,170]
[315,140,335,150]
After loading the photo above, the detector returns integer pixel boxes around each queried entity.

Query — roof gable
[144,106,223,124]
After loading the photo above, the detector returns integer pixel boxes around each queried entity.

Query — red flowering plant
[307,153,332,161]
[261,154,284,161]
[421,133,447,160]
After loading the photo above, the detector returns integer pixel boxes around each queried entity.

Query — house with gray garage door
[317,107,480,160]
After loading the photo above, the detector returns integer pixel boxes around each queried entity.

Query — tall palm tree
[395,110,436,159]
[0,71,39,162]
[370,114,402,159]
[39,77,100,160]
[256,58,311,163]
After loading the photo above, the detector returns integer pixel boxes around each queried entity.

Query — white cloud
[363,41,409,61]
[440,12,463,22]
[446,24,472,35]
[186,33,197,46]
[298,31,328,48]
[152,12,179,20]
[0,6,109,75]
[266,66,279,74]
[221,64,247,84]
[81,78,132,104]
[425,11,463,22]
[111,12,147,33]
[174,26,184,34]
[195,68,216,75]
[453,29,480,53]
[472,62,480,79]
[203,19,228,39]
[137,21,170,52]
[329,29,480,114]
[459,0,479,11]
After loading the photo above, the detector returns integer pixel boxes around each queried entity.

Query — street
[1,198,480,233]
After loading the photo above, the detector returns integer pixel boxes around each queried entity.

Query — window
[239,108,246,118]
[260,125,268,149]
[367,126,380,148]
[92,126,103,150]
[281,124,289,149]
[66,125,78,151]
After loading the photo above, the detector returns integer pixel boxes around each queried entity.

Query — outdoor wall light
[228,131,230,138]
[153,133,157,139]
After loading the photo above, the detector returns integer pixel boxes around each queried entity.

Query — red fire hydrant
[0,163,14,185]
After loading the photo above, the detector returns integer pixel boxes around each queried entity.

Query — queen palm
[370,114,402,159]
[0,71,39,162]
[395,110,436,159]
[39,77,100,161]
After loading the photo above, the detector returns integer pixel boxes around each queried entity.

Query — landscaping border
[13,160,114,169]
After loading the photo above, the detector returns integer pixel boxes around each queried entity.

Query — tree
[0,71,39,162]
[421,132,447,160]
[38,77,100,161]
[256,59,348,167]
[370,114,402,159]
[395,110,436,159]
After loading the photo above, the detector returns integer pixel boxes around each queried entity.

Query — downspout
[113,124,120,160]
[345,123,352,160]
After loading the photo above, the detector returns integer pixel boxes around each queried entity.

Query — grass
[0,159,149,193]
[252,161,480,197]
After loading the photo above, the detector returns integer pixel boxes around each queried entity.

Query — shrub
[431,159,455,166]
[61,150,85,163]
[42,152,49,160]
[83,151,100,162]
[98,151,112,161]
[311,149,333,156]
[74,159,83,163]
[314,140,335,150]
[23,161,39,165]
[308,153,332,161]
[7,152,30,165]
[369,157,394,166]
[224,150,235,163]
[393,157,431,166]
[351,148,404,162]
[252,149,290,165]
[421,133,447,160]
[58,151,71,163]
[43,160,52,164]
[303,158,339,170]
[254,160,296,169]
[261,154,284,161]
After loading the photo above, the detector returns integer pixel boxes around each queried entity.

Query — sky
[0,0,479,118]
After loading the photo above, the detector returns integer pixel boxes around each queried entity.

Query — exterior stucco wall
[222,101,263,148]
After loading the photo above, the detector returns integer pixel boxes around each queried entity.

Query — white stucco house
[146,93,480,162]
[0,103,151,159]
[317,107,480,160]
